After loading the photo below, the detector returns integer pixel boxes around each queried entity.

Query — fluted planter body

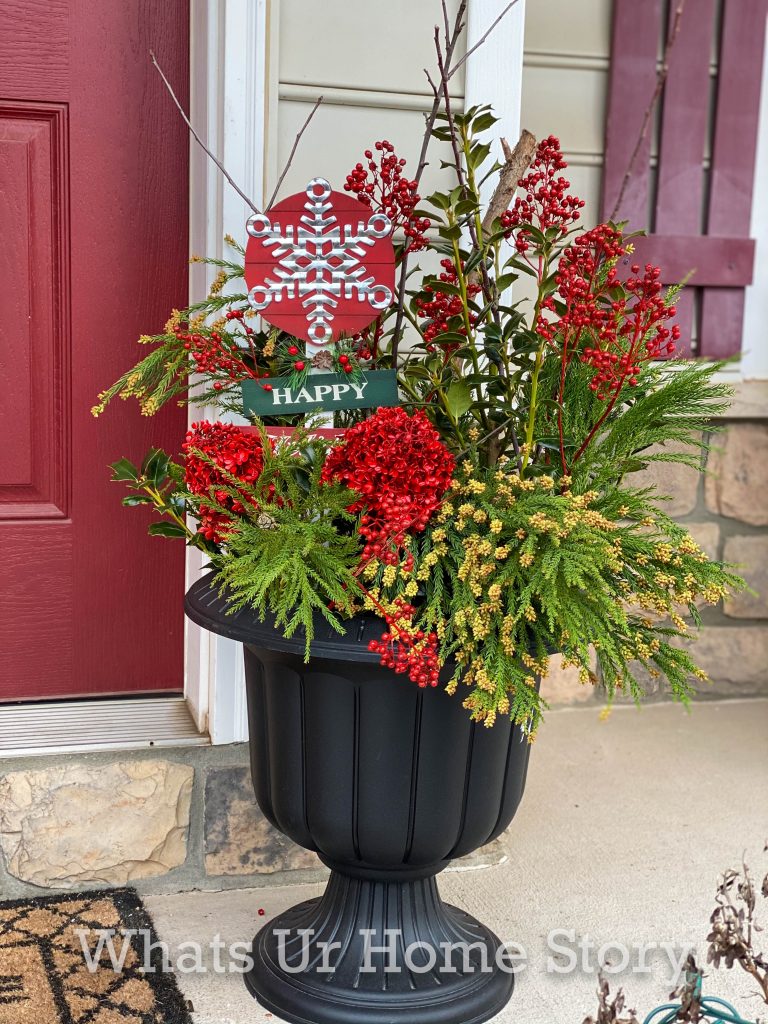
[186,575,534,1024]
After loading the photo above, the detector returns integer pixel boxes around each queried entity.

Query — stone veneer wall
[0,422,764,899]
[0,742,508,899]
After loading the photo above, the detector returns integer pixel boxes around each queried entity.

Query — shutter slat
[700,0,768,358]
[622,235,754,287]
[602,0,766,361]
[654,0,716,353]
[600,0,662,228]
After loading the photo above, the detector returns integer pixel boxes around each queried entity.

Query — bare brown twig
[390,1,468,361]
[390,0,525,361]
[150,50,260,214]
[266,96,324,208]
[608,0,688,221]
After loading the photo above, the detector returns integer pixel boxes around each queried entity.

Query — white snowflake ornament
[244,178,396,346]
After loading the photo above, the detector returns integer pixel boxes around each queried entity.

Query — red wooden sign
[244,177,396,345]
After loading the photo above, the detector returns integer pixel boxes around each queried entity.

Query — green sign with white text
[242,370,399,417]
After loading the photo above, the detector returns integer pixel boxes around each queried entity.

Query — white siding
[271,0,611,226]
[521,0,612,226]
[270,0,466,201]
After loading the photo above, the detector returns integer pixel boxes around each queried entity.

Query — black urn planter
[186,575,533,1024]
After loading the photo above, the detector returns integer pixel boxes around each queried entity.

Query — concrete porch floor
[147,699,768,1024]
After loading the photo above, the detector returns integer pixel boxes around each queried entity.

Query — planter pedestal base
[185,576,531,1024]
[245,870,514,1024]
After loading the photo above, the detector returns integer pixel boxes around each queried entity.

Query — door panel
[0,0,189,699]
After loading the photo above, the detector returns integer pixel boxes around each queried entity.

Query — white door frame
[184,0,528,743]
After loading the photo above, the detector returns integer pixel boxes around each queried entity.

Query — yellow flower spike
[208,270,228,296]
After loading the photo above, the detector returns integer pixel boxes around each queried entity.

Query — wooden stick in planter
[464,129,537,291]
[481,129,537,235]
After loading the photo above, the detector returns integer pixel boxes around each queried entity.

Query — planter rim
[185,572,385,662]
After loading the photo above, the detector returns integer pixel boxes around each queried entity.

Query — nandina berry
[287,345,299,356]
[344,140,430,251]
[415,258,481,352]
[500,136,584,252]
[294,360,306,372]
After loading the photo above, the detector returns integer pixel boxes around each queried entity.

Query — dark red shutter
[601,0,767,357]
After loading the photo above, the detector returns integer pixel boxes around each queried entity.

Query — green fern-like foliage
[361,451,744,734]
[191,425,364,658]
[569,360,732,489]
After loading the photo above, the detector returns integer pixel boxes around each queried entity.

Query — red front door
[0,2,189,699]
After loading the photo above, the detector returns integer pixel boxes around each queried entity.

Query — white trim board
[742,13,768,380]
[186,0,270,745]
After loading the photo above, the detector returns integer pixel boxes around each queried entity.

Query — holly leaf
[445,381,474,420]
[142,448,172,488]
[110,457,139,483]
[148,521,188,539]
[122,494,154,506]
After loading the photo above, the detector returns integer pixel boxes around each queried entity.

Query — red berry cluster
[368,599,440,688]
[499,136,584,252]
[344,141,430,251]
[321,406,454,564]
[415,259,481,351]
[183,421,269,542]
[349,319,383,362]
[177,309,262,389]
[537,226,679,400]
[177,324,244,381]
[582,263,679,398]
[535,224,627,348]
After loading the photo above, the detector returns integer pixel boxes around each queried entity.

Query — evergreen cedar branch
[95,112,745,735]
